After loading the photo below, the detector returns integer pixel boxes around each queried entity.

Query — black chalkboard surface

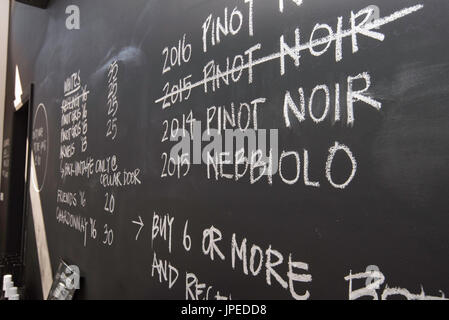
[7,0,449,299]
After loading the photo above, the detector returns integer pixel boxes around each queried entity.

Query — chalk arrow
[132,216,144,241]
[279,0,303,13]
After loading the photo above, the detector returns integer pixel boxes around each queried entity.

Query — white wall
[0,0,10,186]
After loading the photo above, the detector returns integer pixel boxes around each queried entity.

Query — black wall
[2,0,449,300]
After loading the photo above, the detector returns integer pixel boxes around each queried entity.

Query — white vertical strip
[0,0,10,188]
[29,152,53,299]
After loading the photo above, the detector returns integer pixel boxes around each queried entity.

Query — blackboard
[5,0,449,300]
